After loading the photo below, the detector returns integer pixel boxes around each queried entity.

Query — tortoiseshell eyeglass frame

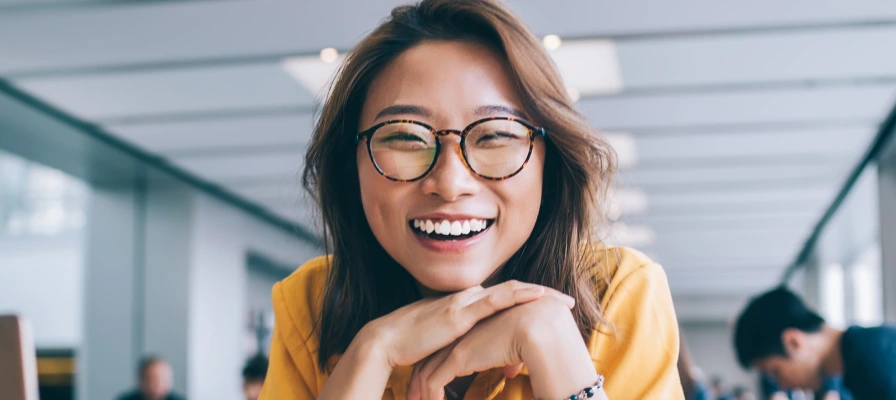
[355,116,547,182]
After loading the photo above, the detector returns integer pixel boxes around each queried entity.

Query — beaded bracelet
[562,375,604,400]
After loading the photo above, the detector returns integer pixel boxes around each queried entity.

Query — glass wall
[0,148,86,400]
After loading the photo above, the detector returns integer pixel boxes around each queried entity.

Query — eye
[379,132,427,143]
[473,131,524,146]
[373,131,434,151]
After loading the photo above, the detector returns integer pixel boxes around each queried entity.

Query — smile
[409,218,494,241]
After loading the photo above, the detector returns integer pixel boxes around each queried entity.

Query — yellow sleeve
[259,321,315,400]
[259,280,323,400]
[592,263,684,400]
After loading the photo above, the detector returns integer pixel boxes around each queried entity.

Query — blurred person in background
[678,337,711,400]
[116,356,185,400]
[242,353,268,400]
[731,386,754,400]
[733,286,895,400]
[710,376,733,400]
[259,0,684,399]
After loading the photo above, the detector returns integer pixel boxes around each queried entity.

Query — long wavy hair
[303,0,617,369]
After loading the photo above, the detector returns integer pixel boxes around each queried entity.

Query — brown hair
[303,0,617,369]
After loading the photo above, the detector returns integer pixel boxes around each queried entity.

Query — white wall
[878,135,896,322]
[680,321,758,395]
[246,265,287,317]
[0,232,83,348]
[187,193,320,400]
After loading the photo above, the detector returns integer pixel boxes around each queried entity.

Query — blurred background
[1,1,895,399]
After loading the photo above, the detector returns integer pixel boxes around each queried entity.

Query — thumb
[502,363,524,379]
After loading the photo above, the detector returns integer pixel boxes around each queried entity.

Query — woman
[261,1,683,399]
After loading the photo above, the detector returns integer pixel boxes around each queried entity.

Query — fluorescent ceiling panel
[605,222,655,247]
[604,131,638,168]
[607,187,649,220]
[282,54,346,102]
[548,38,623,96]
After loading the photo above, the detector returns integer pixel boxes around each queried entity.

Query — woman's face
[357,40,545,294]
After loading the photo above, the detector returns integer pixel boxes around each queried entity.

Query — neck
[818,325,846,377]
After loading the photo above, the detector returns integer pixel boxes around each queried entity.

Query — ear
[781,328,804,354]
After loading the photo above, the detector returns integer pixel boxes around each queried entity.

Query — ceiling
[1,0,895,302]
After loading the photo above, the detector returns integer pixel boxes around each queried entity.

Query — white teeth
[439,220,450,235]
[412,218,491,236]
[450,221,462,236]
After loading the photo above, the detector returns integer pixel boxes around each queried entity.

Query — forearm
[522,316,607,400]
[317,331,393,400]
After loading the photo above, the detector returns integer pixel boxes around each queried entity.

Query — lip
[409,212,495,222]
[410,220,493,253]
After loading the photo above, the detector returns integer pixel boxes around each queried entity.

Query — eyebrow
[473,104,528,119]
[374,104,433,120]
[373,104,529,121]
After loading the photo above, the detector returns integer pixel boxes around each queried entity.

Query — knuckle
[445,304,467,325]
[450,343,468,364]
[483,293,500,308]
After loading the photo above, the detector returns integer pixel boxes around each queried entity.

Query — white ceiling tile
[106,114,315,154]
[13,64,315,120]
[618,26,896,88]
[171,152,304,181]
[580,85,896,129]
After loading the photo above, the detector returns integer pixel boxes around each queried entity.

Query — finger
[502,363,524,379]
[542,288,576,309]
[407,361,425,400]
[425,348,469,400]
[460,280,541,305]
[462,281,545,322]
[419,345,455,400]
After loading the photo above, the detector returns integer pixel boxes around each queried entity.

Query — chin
[413,266,492,294]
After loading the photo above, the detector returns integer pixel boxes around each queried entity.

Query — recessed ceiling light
[543,34,562,50]
[604,132,638,168]
[566,87,581,102]
[319,47,339,63]
[548,39,623,95]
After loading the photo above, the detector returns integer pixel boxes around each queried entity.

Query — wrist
[520,311,598,399]
[318,323,394,399]
[351,323,395,371]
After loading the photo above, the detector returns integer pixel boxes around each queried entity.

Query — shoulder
[843,325,896,361]
[271,255,330,350]
[842,325,896,396]
[276,255,330,311]
[115,391,140,400]
[591,246,669,303]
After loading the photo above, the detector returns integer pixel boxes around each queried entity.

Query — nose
[419,135,480,201]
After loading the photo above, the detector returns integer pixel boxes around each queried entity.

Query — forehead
[754,355,788,371]
[360,40,524,125]
[145,361,171,374]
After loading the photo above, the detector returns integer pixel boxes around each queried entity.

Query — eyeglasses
[356,117,546,182]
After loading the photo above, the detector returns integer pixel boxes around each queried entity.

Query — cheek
[496,146,544,230]
[358,150,388,223]
[357,148,409,243]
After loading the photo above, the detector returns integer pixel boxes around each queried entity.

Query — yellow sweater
[260,247,684,399]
